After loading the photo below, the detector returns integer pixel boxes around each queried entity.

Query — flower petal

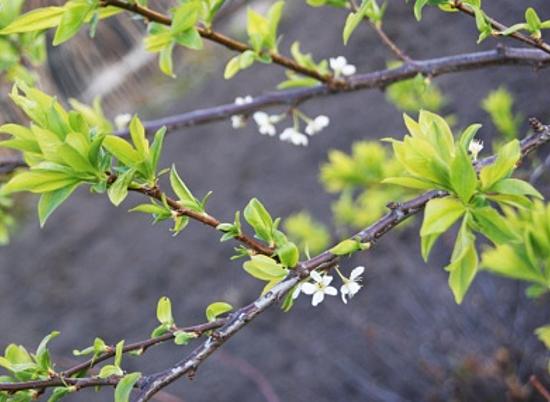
[324,286,338,296]
[300,282,317,295]
[350,266,364,280]
[310,271,323,283]
[322,275,334,286]
[312,291,324,306]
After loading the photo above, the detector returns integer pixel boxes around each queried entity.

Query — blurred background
[1,1,550,401]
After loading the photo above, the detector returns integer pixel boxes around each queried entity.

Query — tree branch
[117,46,549,136]
[131,122,550,402]
[129,185,274,256]
[0,46,548,174]
[0,319,227,393]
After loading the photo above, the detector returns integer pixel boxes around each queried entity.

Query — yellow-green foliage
[0,0,47,84]
[481,201,550,298]
[284,212,330,255]
[481,87,522,140]
[320,141,412,229]
[386,72,446,113]
[0,192,14,245]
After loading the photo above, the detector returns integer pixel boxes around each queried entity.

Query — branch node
[529,117,544,132]
[386,201,401,210]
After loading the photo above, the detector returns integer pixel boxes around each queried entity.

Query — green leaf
[129,115,148,157]
[420,197,465,261]
[243,255,288,281]
[224,55,241,79]
[48,387,73,402]
[487,178,543,199]
[329,238,362,255]
[414,0,429,20]
[0,7,65,34]
[382,176,436,190]
[159,42,175,77]
[107,169,135,207]
[114,340,124,368]
[205,302,233,322]
[99,364,123,378]
[481,244,542,283]
[445,218,478,304]
[2,170,78,194]
[114,372,141,402]
[129,203,170,217]
[149,127,166,174]
[472,206,518,245]
[38,183,79,227]
[58,143,94,173]
[169,166,202,212]
[480,139,520,190]
[174,28,203,50]
[277,241,299,268]
[53,3,94,46]
[171,215,189,236]
[525,7,541,31]
[103,135,142,167]
[156,296,173,325]
[173,331,195,346]
[450,146,477,203]
[535,325,550,349]
[35,331,60,371]
[171,2,199,34]
[244,198,274,243]
[420,197,465,237]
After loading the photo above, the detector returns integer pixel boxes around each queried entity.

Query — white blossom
[329,56,356,77]
[114,113,132,130]
[231,115,247,129]
[235,96,253,105]
[279,127,308,146]
[468,138,484,161]
[231,96,253,129]
[305,115,330,136]
[253,111,278,136]
[300,271,338,306]
[340,266,364,304]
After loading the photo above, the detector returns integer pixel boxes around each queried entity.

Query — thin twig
[349,0,412,62]
[452,0,550,55]
[530,375,550,401]
[131,185,274,256]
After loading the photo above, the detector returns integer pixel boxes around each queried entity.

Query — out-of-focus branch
[349,0,412,62]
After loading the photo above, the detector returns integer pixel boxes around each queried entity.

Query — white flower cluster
[293,266,365,306]
[114,113,132,130]
[329,56,356,77]
[229,95,330,147]
[231,96,254,129]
